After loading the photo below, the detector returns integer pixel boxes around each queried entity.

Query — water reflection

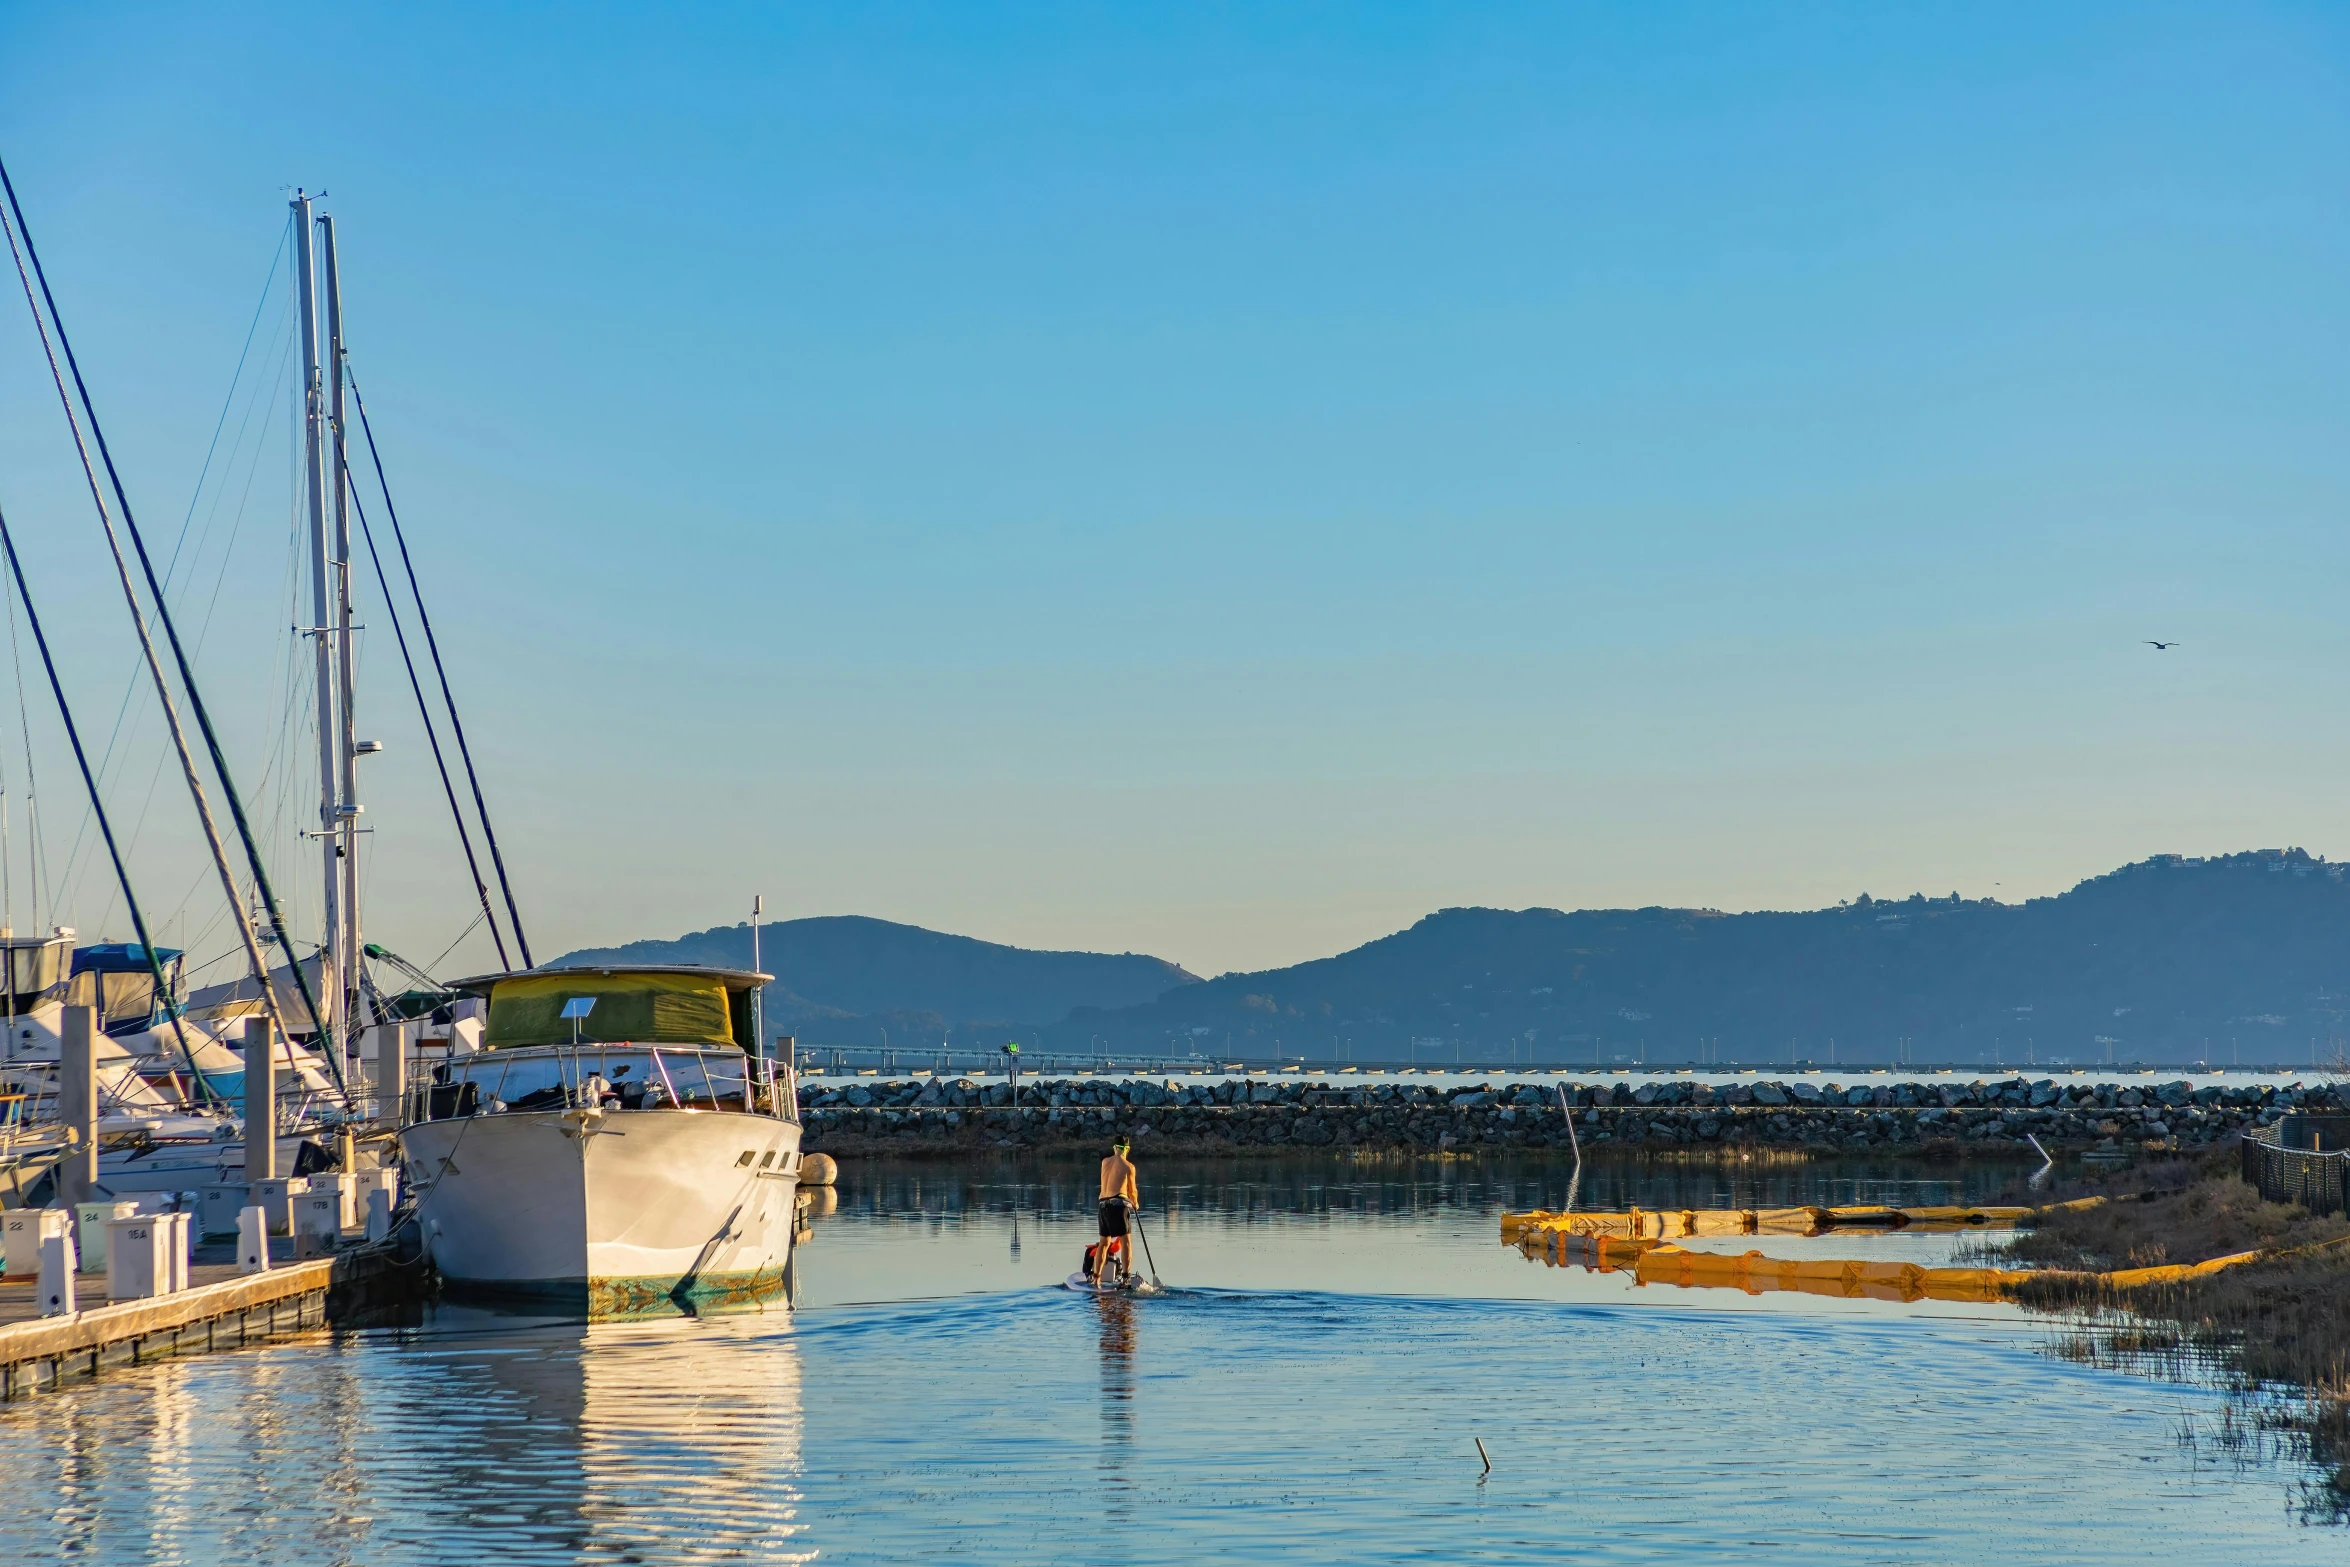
[3,1153,2343,1566]
[796,1152,2027,1311]
[1096,1293,1138,1521]
[576,1318,808,1563]
[0,1311,806,1566]
[821,1151,2016,1228]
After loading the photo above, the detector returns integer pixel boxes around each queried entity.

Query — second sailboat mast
[322,214,363,1054]
[295,195,365,1057]
[293,193,342,1051]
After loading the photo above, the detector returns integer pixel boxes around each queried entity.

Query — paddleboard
[1063,1273,1153,1294]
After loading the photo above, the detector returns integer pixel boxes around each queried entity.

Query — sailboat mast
[321,213,363,1055]
[294,192,340,1042]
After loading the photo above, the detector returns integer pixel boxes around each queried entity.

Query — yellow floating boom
[1514,1227,2267,1302]
[1499,1203,2032,1243]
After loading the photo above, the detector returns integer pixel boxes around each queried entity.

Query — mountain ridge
[553,851,2350,1067]
[551,914,1199,1047]
[1033,849,2350,1067]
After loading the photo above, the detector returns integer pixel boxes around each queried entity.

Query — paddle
[1131,1207,1163,1289]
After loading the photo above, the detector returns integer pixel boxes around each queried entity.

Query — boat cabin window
[440,1049,752,1114]
[94,972,160,1034]
[66,946,184,1036]
[1,943,66,1013]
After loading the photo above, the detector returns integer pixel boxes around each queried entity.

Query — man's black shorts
[1098,1198,1130,1238]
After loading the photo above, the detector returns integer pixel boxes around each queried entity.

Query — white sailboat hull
[401,1106,801,1314]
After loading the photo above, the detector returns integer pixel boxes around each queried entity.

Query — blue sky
[0,3,2345,979]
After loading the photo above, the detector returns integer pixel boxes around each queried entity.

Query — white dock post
[237,1204,271,1274]
[38,1230,75,1315]
[164,1210,192,1293]
[59,1004,99,1207]
[364,1186,392,1242]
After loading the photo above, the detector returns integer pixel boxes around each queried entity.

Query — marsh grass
[1341,1147,1480,1165]
[1611,1145,1820,1169]
[1981,1147,2350,1509]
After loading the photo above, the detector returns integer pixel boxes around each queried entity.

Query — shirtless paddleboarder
[1097,1137,1140,1287]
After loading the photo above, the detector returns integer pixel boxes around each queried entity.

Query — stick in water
[1556,1083,1583,1215]
[1475,1437,1491,1476]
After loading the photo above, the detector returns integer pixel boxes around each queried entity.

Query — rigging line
[0,160,339,1099]
[65,259,298,912]
[52,234,295,908]
[182,936,253,981]
[192,345,294,652]
[159,864,235,955]
[94,333,300,935]
[2,523,44,935]
[0,497,218,1105]
[168,214,290,590]
[424,907,487,975]
[0,205,248,1103]
[344,363,534,968]
[250,462,304,850]
[177,302,297,616]
[343,450,510,968]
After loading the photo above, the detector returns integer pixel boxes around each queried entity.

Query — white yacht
[398,964,802,1315]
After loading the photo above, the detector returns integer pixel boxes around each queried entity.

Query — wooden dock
[0,1244,425,1400]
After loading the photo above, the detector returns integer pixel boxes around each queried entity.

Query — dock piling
[59,1005,97,1206]
[245,1015,277,1187]
[376,1020,408,1125]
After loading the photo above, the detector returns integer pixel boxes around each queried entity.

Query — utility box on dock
[291,1191,341,1258]
[199,1184,249,1240]
[106,1214,174,1301]
[251,1177,311,1236]
[3,1208,72,1280]
[308,1171,357,1232]
[74,1201,136,1273]
[352,1166,399,1220]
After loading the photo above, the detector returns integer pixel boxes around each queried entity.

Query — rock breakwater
[799,1074,2342,1158]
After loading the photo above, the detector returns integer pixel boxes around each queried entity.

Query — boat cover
[486,971,736,1049]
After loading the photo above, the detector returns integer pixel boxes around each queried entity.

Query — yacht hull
[401,1107,801,1316]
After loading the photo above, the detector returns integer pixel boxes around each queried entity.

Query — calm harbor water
[2,1152,2342,1564]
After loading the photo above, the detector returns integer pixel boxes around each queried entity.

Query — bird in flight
[2146,640,2178,650]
